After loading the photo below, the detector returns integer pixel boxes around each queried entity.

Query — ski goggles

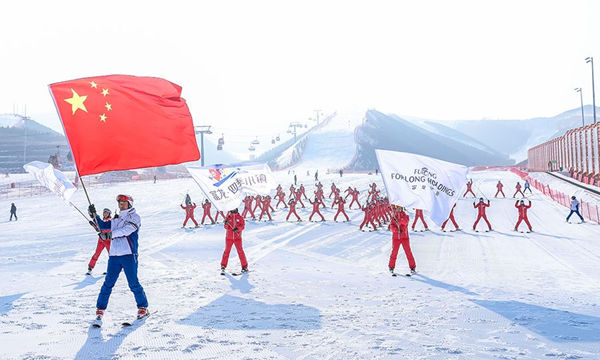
[116,194,134,203]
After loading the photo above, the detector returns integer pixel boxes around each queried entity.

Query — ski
[91,318,102,328]
[231,270,250,276]
[122,311,152,327]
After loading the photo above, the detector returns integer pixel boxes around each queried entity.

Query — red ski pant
[309,210,324,221]
[183,215,198,227]
[389,237,416,270]
[286,209,301,221]
[494,189,505,197]
[276,199,287,208]
[297,198,305,208]
[215,212,225,223]
[334,209,349,221]
[441,214,459,230]
[201,213,214,224]
[463,189,476,197]
[88,238,111,269]
[359,216,377,230]
[221,237,248,268]
[412,214,428,229]
[513,190,524,198]
[259,209,272,221]
[242,207,255,218]
[473,214,491,230]
[349,199,360,209]
[515,216,532,230]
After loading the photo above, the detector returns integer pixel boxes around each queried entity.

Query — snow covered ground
[1,170,600,359]
[528,172,600,205]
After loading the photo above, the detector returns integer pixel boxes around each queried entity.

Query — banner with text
[23,161,77,203]
[375,150,468,225]
[186,163,276,212]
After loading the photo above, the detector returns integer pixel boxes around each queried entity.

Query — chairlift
[218,133,224,146]
[251,136,260,145]
[248,145,256,151]
[271,138,275,144]
[276,135,280,141]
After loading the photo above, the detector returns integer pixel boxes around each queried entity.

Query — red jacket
[202,202,212,212]
[389,211,409,239]
[497,182,503,189]
[515,201,531,217]
[474,201,490,215]
[181,204,196,217]
[224,213,245,240]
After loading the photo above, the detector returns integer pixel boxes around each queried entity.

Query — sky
[1,0,599,138]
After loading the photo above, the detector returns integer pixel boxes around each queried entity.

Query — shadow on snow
[0,293,26,315]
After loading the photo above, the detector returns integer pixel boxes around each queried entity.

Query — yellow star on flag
[90,81,98,88]
[105,102,112,111]
[99,114,107,122]
[101,88,109,96]
[64,89,88,115]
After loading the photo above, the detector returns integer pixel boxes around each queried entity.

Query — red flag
[49,75,200,176]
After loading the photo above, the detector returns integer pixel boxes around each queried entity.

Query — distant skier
[185,193,192,206]
[286,198,301,221]
[348,188,361,209]
[566,196,585,223]
[241,196,255,218]
[411,209,429,231]
[180,202,199,228]
[441,203,459,232]
[87,208,112,275]
[333,197,349,222]
[275,191,287,208]
[514,199,532,232]
[463,179,475,197]
[309,197,325,222]
[339,169,343,177]
[329,182,337,198]
[388,206,416,275]
[473,198,492,231]
[523,180,532,194]
[90,194,149,326]
[294,174,297,186]
[214,210,226,223]
[201,199,215,224]
[153,175,157,184]
[494,181,505,198]
[9,203,17,221]
[221,208,248,274]
[314,170,319,182]
[295,189,306,208]
[513,182,524,198]
[359,202,378,231]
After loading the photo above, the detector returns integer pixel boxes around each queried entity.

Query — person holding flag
[388,206,416,276]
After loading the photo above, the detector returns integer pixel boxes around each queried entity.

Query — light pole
[575,88,585,126]
[194,125,212,166]
[586,57,596,123]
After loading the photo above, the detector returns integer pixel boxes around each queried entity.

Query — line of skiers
[465,179,532,199]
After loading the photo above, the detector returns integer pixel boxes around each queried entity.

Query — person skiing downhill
[463,179,476,197]
[180,202,199,228]
[9,203,17,221]
[309,197,325,222]
[411,209,429,231]
[201,199,215,224]
[87,208,112,275]
[90,194,149,326]
[388,206,416,275]
[514,199,533,232]
[494,181,505,198]
[221,208,248,274]
[566,196,585,223]
[513,182,524,198]
[441,203,459,231]
[473,197,492,231]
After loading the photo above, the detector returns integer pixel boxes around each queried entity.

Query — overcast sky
[1,0,599,136]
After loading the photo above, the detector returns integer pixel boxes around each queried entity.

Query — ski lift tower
[194,125,212,166]
[288,122,304,142]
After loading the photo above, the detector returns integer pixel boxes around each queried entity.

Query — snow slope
[1,170,600,359]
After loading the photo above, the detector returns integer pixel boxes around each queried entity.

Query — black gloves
[233,228,238,233]
[89,221,99,232]
[88,204,97,218]
[98,232,112,241]
[113,213,119,219]
[224,220,229,225]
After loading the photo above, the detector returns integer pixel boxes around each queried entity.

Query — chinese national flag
[49,75,200,176]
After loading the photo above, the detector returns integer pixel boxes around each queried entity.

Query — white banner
[186,163,276,212]
[375,150,468,225]
[23,161,77,203]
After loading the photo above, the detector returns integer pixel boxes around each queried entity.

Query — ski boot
[86,267,93,275]
[241,267,249,274]
[220,266,226,275]
[92,309,104,328]
[137,307,149,320]
[410,268,417,275]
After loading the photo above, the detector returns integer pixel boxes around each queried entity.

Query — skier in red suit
[275,191,287,208]
[241,196,255,219]
[331,189,341,208]
[329,183,337,198]
[514,199,533,232]
[258,196,273,221]
[473,198,492,231]
[344,186,353,200]
[295,189,306,208]
[298,184,308,200]
[359,202,378,231]
[441,203,459,231]
[463,179,476,197]
[181,202,198,228]
[286,198,301,221]
[252,195,263,214]
[309,197,325,221]
[513,182,524,198]
[412,209,428,231]
[334,197,350,222]
[348,188,361,209]
[87,208,112,274]
[494,181,505,198]
[289,185,296,199]
[201,199,215,224]
[388,206,416,274]
[220,208,248,273]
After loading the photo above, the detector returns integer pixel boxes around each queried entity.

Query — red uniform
[348,189,361,209]
[441,203,459,231]
[214,210,226,223]
[329,183,337,198]
[494,181,505,198]
[258,196,273,221]
[464,181,476,197]
[201,201,215,224]
[473,200,491,231]
[411,209,428,230]
[359,203,377,231]
[241,196,255,218]
[295,190,306,208]
[388,210,416,271]
[275,192,287,208]
[299,185,308,200]
[221,212,248,269]
[309,199,325,221]
[513,183,524,198]
[286,199,301,221]
[334,198,349,222]
[181,203,198,227]
[88,215,112,270]
[514,200,532,231]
